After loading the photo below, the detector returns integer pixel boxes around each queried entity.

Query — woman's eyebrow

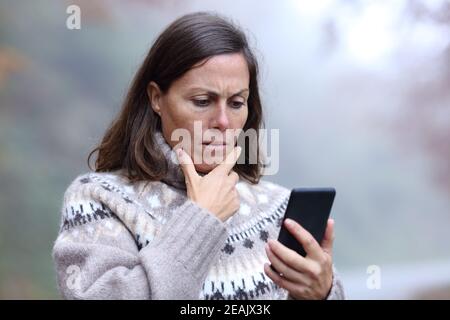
[188,87,249,97]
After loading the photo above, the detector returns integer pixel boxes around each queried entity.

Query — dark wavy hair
[88,11,264,184]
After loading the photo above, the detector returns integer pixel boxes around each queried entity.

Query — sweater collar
[154,131,187,190]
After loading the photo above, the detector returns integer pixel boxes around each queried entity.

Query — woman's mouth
[202,142,226,148]
[202,141,229,152]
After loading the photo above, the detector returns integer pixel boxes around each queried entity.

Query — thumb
[175,147,199,184]
[321,218,335,256]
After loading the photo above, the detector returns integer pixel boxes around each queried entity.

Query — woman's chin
[194,163,220,174]
[191,147,233,173]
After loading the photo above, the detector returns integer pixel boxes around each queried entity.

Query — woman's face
[148,53,249,173]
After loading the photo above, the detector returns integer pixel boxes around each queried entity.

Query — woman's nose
[211,105,230,131]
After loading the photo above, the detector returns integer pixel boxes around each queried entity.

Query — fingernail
[285,218,294,226]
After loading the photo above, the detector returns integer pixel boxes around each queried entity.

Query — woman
[52,11,345,300]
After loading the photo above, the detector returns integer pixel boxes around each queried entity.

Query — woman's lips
[202,142,228,151]
[203,143,226,148]
[202,141,226,145]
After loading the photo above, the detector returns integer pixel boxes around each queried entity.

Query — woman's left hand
[263,218,335,300]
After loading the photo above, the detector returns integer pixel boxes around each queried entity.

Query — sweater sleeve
[286,265,346,300]
[52,197,228,300]
[324,265,346,300]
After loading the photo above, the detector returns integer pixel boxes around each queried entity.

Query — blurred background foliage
[0,0,449,299]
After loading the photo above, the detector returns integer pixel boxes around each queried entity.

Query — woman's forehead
[174,53,250,94]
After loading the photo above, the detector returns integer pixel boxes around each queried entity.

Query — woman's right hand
[176,146,242,222]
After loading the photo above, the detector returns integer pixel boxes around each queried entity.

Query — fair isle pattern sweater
[52,133,345,300]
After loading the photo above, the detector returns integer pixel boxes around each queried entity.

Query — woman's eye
[193,99,210,107]
[231,101,245,109]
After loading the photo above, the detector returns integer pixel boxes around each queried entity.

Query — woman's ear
[147,81,162,116]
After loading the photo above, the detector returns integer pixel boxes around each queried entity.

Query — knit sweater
[52,132,345,300]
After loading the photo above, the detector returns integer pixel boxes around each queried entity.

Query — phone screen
[276,188,336,257]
